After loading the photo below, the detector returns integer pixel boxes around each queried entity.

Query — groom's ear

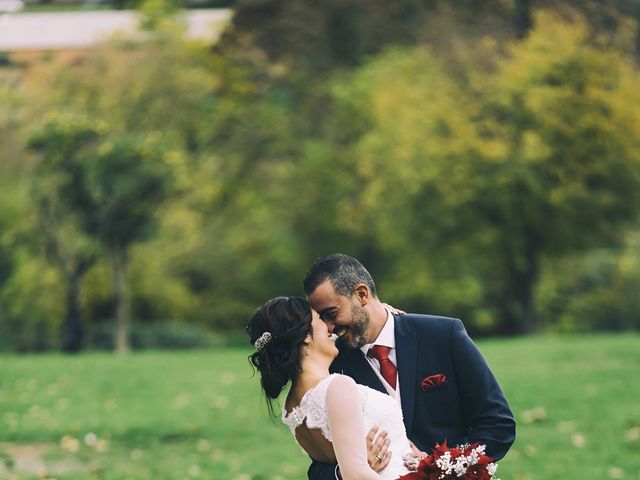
[354,284,370,306]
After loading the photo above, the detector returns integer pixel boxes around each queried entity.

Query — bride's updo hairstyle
[246,296,313,415]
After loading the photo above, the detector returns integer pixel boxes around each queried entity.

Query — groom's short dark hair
[303,253,377,298]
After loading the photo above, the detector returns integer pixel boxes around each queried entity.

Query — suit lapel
[395,315,417,432]
[350,348,387,395]
[334,341,387,395]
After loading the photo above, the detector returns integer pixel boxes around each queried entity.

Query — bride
[247,296,418,480]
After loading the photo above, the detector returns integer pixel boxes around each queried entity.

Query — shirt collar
[361,309,395,356]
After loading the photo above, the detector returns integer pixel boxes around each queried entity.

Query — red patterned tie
[368,345,397,390]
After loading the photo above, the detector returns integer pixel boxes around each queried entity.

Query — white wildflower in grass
[95,439,108,453]
[626,426,640,442]
[571,433,586,448]
[84,432,97,446]
[59,435,80,453]
[521,406,547,423]
[608,466,624,479]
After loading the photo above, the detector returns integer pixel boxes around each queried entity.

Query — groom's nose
[324,320,336,333]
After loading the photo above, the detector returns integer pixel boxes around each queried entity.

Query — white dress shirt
[361,309,401,403]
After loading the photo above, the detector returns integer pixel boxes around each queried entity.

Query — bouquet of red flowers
[398,441,498,480]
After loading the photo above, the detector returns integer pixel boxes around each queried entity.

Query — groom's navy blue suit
[308,314,516,480]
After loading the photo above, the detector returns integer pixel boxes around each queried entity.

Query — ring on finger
[376,454,384,462]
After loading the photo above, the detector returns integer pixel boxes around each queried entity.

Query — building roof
[0,9,231,51]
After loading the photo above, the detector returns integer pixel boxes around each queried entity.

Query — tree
[476,10,640,331]
[336,10,640,333]
[27,117,103,352]
[29,117,174,353]
[19,21,210,349]
[84,135,175,353]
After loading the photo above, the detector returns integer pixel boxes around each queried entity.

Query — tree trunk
[512,255,538,334]
[111,245,130,354]
[496,241,539,335]
[61,268,83,353]
[60,259,94,353]
[514,0,532,39]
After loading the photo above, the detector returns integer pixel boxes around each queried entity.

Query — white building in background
[0,8,231,52]
[0,0,24,14]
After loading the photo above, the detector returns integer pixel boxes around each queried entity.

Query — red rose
[398,441,496,480]
[466,464,484,480]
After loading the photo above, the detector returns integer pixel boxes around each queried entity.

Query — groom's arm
[450,319,516,460]
[307,426,391,480]
[307,460,340,480]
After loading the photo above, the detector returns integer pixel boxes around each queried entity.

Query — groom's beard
[344,302,370,349]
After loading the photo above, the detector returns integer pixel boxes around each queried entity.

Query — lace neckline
[282,374,334,420]
[281,374,338,441]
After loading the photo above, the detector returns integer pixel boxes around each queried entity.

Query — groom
[303,254,516,480]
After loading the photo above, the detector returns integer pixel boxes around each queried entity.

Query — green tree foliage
[27,116,102,352]
[477,11,640,331]
[18,22,204,351]
[0,65,66,351]
[2,4,640,351]
[333,10,640,333]
[29,117,175,353]
[536,230,640,332]
[216,0,429,72]
[217,0,640,72]
[89,136,175,353]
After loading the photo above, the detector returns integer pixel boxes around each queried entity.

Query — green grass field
[1,334,639,480]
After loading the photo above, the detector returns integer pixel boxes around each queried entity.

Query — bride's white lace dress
[282,374,413,480]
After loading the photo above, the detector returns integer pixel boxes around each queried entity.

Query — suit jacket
[307,314,516,480]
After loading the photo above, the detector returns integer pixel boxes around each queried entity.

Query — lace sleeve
[326,375,381,480]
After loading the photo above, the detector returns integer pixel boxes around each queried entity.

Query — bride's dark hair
[246,296,313,415]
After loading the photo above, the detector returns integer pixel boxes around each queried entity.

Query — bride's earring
[304,347,311,356]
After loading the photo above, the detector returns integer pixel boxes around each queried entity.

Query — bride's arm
[326,375,382,480]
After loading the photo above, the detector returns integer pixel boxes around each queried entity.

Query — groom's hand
[366,426,391,472]
[382,303,406,315]
[404,440,427,471]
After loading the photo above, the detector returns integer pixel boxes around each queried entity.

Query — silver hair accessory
[254,331,272,351]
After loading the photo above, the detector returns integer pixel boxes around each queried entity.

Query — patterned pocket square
[420,373,447,391]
